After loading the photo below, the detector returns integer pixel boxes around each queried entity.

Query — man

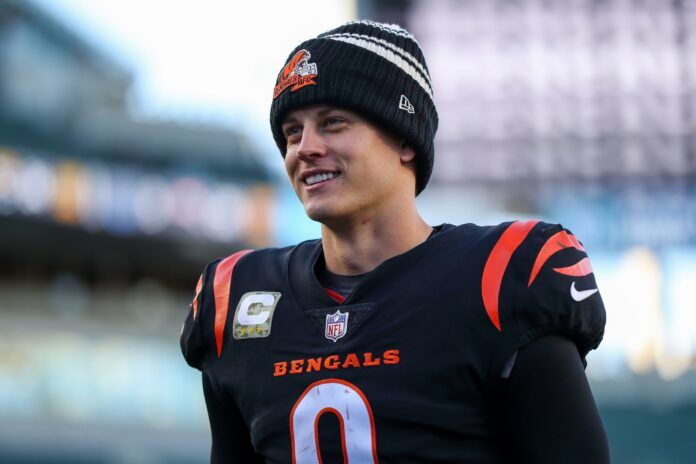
[181,21,609,463]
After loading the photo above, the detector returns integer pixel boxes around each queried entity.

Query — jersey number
[290,379,378,464]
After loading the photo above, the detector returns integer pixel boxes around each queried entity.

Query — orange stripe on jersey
[528,230,585,287]
[553,257,593,277]
[192,274,203,320]
[324,287,346,304]
[482,220,539,332]
[213,250,252,358]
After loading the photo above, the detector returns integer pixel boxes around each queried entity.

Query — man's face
[282,105,413,225]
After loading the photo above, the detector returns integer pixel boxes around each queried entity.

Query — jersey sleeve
[180,260,219,370]
[496,221,606,369]
[180,250,253,370]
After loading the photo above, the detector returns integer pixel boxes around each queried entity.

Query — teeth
[306,172,337,185]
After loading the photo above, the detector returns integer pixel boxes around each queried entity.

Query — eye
[284,126,302,144]
[323,116,346,129]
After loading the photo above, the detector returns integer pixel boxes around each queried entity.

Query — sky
[32,0,356,146]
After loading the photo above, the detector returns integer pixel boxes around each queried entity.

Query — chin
[304,206,334,224]
[303,201,347,225]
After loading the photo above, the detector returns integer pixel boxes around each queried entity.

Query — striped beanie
[270,20,438,195]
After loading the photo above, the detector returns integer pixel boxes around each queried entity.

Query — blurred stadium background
[1,0,695,462]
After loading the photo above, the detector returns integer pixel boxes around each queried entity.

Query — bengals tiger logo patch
[273,49,318,99]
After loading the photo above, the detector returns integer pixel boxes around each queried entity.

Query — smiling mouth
[304,172,340,186]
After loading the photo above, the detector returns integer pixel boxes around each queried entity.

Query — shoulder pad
[180,250,252,370]
[483,221,606,361]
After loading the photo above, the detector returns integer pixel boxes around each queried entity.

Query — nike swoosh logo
[570,281,598,302]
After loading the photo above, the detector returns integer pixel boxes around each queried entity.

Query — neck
[320,199,432,275]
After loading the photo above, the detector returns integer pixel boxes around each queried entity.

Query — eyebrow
[316,107,335,117]
[281,115,298,126]
[281,107,342,126]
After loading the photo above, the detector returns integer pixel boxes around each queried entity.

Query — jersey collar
[287,224,456,310]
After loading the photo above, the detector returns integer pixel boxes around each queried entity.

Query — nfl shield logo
[325,309,349,342]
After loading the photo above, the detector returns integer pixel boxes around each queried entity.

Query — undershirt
[316,265,365,300]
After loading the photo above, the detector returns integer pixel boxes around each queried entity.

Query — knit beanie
[269,20,438,195]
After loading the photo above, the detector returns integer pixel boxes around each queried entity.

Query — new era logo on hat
[399,95,415,113]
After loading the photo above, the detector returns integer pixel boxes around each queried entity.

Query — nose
[296,125,327,161]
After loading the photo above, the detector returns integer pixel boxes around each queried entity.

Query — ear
[399,141,416,164]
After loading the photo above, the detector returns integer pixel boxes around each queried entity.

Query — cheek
[284,152,297,179]
[356,146,396,178]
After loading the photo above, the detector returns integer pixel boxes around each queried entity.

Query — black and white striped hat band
[320,32,434,101]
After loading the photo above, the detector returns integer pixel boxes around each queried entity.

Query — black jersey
[180,221,606,463]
